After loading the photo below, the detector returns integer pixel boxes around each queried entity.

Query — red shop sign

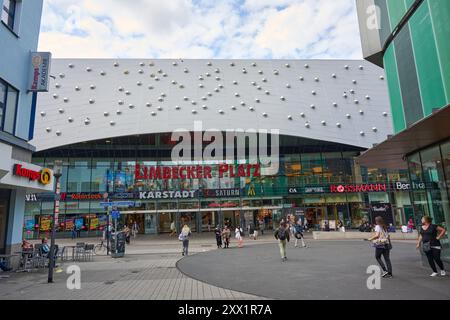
[330,184,387,193]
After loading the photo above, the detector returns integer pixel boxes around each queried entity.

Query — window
[0,79,18,135]
[1,0,16,30]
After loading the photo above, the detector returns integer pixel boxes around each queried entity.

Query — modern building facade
[0,0,53,257]
[23,58,414,238]
[357,0,450,261]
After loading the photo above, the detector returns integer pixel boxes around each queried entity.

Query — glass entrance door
[180,212,197,232]
[145,213,157,234]
[159,212,176,233]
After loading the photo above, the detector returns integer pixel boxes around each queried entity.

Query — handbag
[373,229,391,249]
[422,242,431,253]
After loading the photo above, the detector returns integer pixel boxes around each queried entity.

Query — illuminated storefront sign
[135,164,260,180]
[139,190,198,199]
[13,164,52,185]
[392,181,425,191]
[330,183,387,193]
[68,193,103,200]
[288,186,327,194]
[202,189,241,198]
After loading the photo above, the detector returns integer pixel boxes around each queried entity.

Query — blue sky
[38,0,363,59]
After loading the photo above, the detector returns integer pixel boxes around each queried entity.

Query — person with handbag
[368,216,393,278]
[294,219,307,248]
[179,224,192,256]
[416,216,447,277]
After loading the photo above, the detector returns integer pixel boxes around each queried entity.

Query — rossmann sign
[330,183,387,193]
[13,164,52,185]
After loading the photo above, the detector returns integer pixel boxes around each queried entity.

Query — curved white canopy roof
[32,59,392,151]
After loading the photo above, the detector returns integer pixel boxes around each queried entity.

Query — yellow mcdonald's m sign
[247,186,256,197]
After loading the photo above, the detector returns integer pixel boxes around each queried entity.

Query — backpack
[278,228,286,240]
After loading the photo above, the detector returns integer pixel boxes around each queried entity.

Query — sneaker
[383,273,393,278]
[441,270,446,276]
[381,271,388,278]
[430,272,439,277]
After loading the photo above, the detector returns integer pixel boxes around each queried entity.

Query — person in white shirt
[235,226,243,248]
[368,216,393,278]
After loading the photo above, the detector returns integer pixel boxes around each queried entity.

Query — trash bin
[110,231,126,258]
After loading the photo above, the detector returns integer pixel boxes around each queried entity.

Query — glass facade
[406,140,450,261]
[378,0,450,133]
[24,133,412,238]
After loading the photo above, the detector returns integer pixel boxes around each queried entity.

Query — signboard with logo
[139,190,198,200]
[288,187,327,194]
[330,184,387,193]
[135,163,260,181]
[392,181,426,191]
[28,52,51,92]
[370,203,394,225]
[202,188,241,198]
[13,164,52,185]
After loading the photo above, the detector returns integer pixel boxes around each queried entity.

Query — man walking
[274,222,290,262]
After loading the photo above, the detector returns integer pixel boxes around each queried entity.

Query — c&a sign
[13,164,52,185]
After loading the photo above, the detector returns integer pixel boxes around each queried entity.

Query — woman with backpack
[179,224,192,256]
[274,222,290,262]
[368,216,393,278]
[416,216,446,277]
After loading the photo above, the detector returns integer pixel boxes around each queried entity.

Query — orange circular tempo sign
[40,168,52,185]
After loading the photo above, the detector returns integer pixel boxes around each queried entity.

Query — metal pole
[106,206,110,256]
[48,175,60,283]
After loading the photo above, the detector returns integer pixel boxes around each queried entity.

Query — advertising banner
[28,52,51,92]
[25,219,35,231]
[65,219,74,231]
[75,218,84,230]
[90,218,99,230]
[370,203,394,225]
[39,216,52,231]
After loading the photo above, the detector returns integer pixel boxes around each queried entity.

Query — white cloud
[38,0,363,59]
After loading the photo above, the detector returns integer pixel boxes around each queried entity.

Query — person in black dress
[214,225,222,248]
[417,216,447,277]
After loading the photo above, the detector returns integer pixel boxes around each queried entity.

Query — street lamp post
[48,160,63,283]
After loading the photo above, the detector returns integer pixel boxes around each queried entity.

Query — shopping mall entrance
[300,205,348,230]
[118,207,279,235]
[124,214,145,234]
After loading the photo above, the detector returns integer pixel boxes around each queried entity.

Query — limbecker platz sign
[135,164,261,180]
[13,164,52,185]
[330,183,387,193]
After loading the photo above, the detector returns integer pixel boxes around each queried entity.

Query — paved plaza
[1,234,449,300]
[178,240,450,300]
